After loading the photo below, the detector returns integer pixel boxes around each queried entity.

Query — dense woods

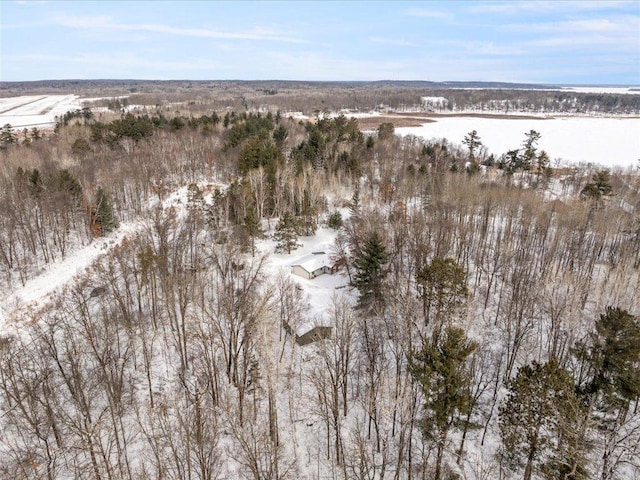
[0,88,638,480]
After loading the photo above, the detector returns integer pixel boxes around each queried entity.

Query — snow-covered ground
[0,222,141,336]
[0,94,87,129]
[258,217,352,336]
[396,116,640,169]
[0,182,220,336]
[557,86,640,95]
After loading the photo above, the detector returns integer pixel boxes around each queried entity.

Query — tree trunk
[434,430,447,480]
[523,442,537,480]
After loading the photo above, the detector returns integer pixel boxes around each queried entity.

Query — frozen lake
[397,115,640,169]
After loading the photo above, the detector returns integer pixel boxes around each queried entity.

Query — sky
[1,0,639,84]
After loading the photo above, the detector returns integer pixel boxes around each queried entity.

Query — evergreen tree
[296,190,317,236]
[499,360,586,480]
[92,186,118,236]
[273,212,300,254]
[521,129,541,170]
[327,211,343,230]
[352,231,388,309]
[28,169,43,197]
[243,206,263,256]
[377,122,395,141]
[365,135,375,149]
[272,124,288,148]
[504,148,521,173]
[536,150,550,173]
[348,187,360,217]
[1,123,16,148]
[580,169,613,201]
[409,326,477,480]
[56,169,83,199]
[462,129,482,161]
[574,306,640,407]
[573,307,640,480]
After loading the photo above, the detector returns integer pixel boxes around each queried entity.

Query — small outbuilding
[291,252,334,279]
[295,326,333,346]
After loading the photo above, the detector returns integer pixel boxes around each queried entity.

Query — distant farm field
[0,95,83,128]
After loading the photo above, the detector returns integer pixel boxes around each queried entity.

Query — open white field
[397,115,640,169]
[558,86,640,95]
[0,94,84,129]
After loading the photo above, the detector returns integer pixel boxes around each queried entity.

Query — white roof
[291,252,330,273]
[421,96,448,103]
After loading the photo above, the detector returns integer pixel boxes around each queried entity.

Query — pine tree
[521,129,541,171]
[580,169,613,203]
[377,122,395,141]
[352,231,388,310]
[1,123,16,148]
[296,190,317,236]
[327,211,343,230]
[462,129,482,161]
[409,326,477,480]
[92,186,118,236]
[499,360,585,480]
[575,307,640,480]
[574,306,640,408]
[243,206,263,256]
[273,212,300,254]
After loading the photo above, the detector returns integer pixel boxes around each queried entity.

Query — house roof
[291,252,331,274]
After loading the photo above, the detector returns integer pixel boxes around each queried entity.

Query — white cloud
[468,1,636,15]
[521,15,639,34]
[403,8,453,21]
[369,37,415,47]
[435,40,526,56]
[51,14,308,44]
[3,53,222,72]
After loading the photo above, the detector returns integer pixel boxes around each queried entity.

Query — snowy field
[0,94,85,128]
[557,86,640,95]
[396,116,640,169]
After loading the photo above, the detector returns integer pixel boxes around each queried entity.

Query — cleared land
[0,94,83,128]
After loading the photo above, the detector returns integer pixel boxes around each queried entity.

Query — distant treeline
[2,80,638,115]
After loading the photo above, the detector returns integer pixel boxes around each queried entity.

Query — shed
[295,326,333,346]
[291,252,333,279]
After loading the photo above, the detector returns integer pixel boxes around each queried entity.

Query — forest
[0,88,639,480]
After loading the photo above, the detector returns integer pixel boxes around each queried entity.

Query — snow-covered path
[0,221,142,335]
[0,182,225,336]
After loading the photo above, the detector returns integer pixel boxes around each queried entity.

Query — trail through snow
[0,222,141,336]
[0,182,225,337]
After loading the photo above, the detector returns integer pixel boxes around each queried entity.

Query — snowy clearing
[396,115,640,169]
[0,94,85,129]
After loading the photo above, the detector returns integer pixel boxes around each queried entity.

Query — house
[421,96,449,111]
[290,251,335,279]
[282,320,332,346]
[295,326,332,346]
